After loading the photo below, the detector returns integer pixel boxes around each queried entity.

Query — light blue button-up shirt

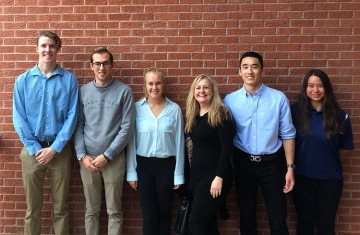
[13,64,79,155]
[224,83,295,155]
[126,97,185,185]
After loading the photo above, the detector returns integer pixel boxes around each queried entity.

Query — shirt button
[253,124,256,127]
[253,136,256,139]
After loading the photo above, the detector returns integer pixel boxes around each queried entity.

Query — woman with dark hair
[185,74,234,234]
[291,69,354,235]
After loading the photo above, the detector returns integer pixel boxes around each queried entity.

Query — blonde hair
[185,74,232,133]
[142,67,166,99]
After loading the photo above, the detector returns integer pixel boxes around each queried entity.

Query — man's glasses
[92,61,112,69]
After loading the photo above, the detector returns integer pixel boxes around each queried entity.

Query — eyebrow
[241,63,259,67]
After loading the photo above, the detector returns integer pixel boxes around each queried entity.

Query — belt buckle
[250,155,261,162]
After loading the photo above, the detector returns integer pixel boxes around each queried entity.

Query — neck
[37,61,57,77]
[95,78,112,87]
[244,83,262,96]
[199,103,210,116]
[311,100,323,111]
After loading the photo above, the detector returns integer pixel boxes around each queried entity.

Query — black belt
[39,141,54,148]
[246,153,276,162]
[236,148,276,162]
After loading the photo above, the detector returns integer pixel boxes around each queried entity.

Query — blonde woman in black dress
[185,74,234,234]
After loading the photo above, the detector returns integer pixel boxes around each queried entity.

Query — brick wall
[0,0,359,234]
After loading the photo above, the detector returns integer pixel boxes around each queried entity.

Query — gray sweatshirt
[74,78,135,160]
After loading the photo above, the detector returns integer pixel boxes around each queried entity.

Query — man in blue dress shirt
[13,31,78,235]
[224,51,296,235]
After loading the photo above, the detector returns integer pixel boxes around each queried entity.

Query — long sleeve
[173,107,185,185]
[74,90,86,159]
[105,87,136,159]
[13,78,42,155]
[126,131,138,181]
[216,118,235,178]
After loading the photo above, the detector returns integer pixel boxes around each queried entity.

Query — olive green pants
[80,152,126,235]
[20,144,71,235]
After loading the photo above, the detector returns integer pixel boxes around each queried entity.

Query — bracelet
[103,153,111,162]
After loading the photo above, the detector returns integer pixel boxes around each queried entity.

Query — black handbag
[173,195,192,235]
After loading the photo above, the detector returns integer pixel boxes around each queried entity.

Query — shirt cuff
[77,153,86,160]
[104,151,113,160]
[174,175,185,185]
[126,172,138,182]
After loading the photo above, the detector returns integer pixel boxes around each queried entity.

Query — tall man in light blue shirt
[13,31,78,235]
[224,51,296,235]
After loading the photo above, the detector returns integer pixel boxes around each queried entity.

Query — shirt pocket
[159,117,176,133]
[258,111,278,131]
[136,117,152,133]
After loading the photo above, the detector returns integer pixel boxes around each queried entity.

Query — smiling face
[90,52,114,86]
[194,78,213,106]
[145,71,165,99]
[239,56,263,93]
[306,75,325,104]
[36,36,59,64]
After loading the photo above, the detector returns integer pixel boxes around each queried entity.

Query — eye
[94,62,101,66]
[103,61,111,66]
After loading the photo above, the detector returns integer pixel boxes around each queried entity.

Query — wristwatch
[287,164,296,169]
[103,153,111,162]
[79,155,86,162]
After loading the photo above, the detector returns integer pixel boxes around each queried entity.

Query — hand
[128,181,137,191]
[174,184,181,190]
[210,176,223,198]
[81,156,98,172]
[35,147,56,165]
[283,168,295,193]
[91,154,108,169]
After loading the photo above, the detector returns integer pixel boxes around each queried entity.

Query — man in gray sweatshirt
[74,47,135,235]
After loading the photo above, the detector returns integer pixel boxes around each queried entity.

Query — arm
[126,131,138,190]
[13,77,42,155]
[173,107,185,187]
[104,87,136,159]
[73,89,98,171]
[50,75,79,153]
[278,95,296,193]
[283,138,295,193]
[211,117,235,198]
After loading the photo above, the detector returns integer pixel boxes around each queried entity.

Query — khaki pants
[80,152,125,235]
[20,144,71,235]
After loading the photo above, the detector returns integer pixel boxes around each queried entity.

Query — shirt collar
[139,97,171,106]
[93,77,115,88]
[240,83,266,97]
[30,64,63,78]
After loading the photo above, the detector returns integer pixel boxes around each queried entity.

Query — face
[36,36,59,64]
[145,72,164,99]
[90,53,113,86]
[239,57,263,91]
[194,78,213,106]
[306,75,325,103]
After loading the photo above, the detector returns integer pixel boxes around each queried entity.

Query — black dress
[188,112,234,235]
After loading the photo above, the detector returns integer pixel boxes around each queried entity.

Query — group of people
[12,30,354,235]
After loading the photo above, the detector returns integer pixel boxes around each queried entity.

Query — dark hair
[239,51,264,69]
[37,31,61,50]
[90,47,114,63]
[297,69,345,138]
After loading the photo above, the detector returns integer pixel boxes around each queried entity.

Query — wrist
[103,153,111,162]
[287,163,296,170]
[79,155,86,162]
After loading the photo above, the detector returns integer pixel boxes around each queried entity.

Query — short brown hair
[37,31,61,50]
[90,47,114,63]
